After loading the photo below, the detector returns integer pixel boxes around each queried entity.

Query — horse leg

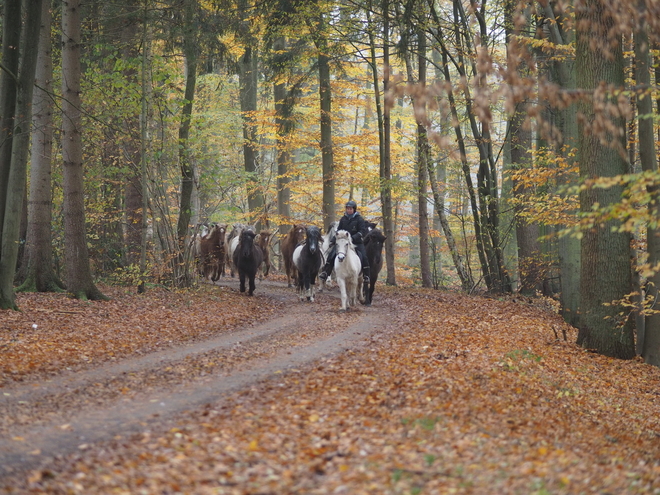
[239,272,246,293]
[366,279,375,306]
[337,278,348,311]
[306,274,314,302]
[248,273,256,296]
[356,270,365,305]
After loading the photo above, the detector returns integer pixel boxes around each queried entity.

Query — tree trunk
[319,48,335,231]
[274,36,292,233]
[1,0,44,306]
[541,0,581,326]
[17,0,63,294]
[381,0,396,286]
[238,44,264,229]
[61,0,107,301]
[575,0,634,358]
[415,28,431,288]
[428,159,473,291]
[0,0,22,309]
[176,0,197,256]
[138,3,151,294]
[634,7,660,365]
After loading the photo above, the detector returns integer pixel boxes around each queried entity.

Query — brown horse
[281,224,306,287]
[199,223,227,282]
[256,230,272,278]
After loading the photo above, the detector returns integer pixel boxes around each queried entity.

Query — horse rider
[319,200,370,284]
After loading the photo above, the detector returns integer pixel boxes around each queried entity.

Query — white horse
[318,221,338,292]
[333,230,365,311]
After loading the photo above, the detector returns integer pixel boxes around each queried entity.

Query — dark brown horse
[363,228,386,306]
[199,223,227,282]
[256,230,272,278]
[233,229,263,296]
[281,224,305,287]
[293,226,323,302]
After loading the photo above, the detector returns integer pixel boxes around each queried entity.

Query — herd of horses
[191,221,386,310]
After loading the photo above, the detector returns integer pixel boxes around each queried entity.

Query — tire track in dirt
[0,280,387,478]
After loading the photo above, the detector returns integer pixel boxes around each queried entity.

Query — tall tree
[18,0,64,293]
[61,0,106,300]
[0,0,44,309]
[0,0,23,309]
[379,0,396,285]
[505,0,542,295]
[633,3,660,365]
[575,0,634,358]
[273,36,293,231]
[539,0,581,326]
[176,0,198,254]
[237,0,265,228]
[312,12,336,230]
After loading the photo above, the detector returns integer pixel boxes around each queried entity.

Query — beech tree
[61,0,106,301]
[18,0,64,294]
[0,0,44,309]
[574,0,634,358]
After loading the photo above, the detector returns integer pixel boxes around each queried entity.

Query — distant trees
[0,0,44,309]
[1,0,660,366]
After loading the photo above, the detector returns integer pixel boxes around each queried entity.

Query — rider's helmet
[345,200,357,211]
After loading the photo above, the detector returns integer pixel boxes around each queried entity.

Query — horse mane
[335,230,356,250]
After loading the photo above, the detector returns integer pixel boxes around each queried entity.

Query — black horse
[293,226,323,302]
[233,229,263,296]
[363,228,386,306]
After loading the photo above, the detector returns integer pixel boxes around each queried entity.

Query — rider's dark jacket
[337,211,369,245]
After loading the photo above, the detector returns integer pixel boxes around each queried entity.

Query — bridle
[336,236,350,262]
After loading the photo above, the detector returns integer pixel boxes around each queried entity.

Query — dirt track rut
[0,279,387,478]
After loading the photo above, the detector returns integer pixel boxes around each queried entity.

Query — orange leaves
[0,285,281,386]
[4,286,660,494]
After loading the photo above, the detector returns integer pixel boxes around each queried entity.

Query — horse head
[239,229,256,257]
[306,226,322,254]
[335,230,353,262]
[365,228,386,247]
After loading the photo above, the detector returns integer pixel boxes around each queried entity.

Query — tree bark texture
[176,0,197,253]
[381,0,396,286]
[61,0,106,301]
[1,0,44,306]
[575,0,634,358]
[274,37,292,231]
[18,0,63,293]
[633,8,660,365]
[319,49,335,231]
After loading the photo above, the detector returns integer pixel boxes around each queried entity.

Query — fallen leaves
[1,285,660,494]
[0,285,283,386]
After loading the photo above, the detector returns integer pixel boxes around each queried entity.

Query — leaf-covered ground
[1,281,660,494]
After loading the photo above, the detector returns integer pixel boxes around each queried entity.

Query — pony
[281,223,306,287]
[225,223,248,277]
[333,230,365,311]
[190,223,210,277]
[232,229,263,296]
[199,223,227,282]
[255,230,272,279]
[292,226,323,302]
[363,227,386,306]
[318,221,338,292]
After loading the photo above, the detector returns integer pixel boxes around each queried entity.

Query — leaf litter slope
[1,284,660,494]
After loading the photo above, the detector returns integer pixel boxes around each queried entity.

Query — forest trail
[0,279,390,479]
[1,280,659,494]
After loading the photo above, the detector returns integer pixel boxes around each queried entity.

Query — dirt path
[0,279,388,479]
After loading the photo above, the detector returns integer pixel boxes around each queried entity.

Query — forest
[0,0,660,367]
